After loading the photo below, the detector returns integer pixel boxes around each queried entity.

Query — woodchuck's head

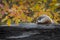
[36,15,54,24]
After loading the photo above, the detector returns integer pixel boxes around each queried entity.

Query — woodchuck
[36,15,54,24]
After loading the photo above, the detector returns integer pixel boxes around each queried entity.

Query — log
[1,23,60,29]
[0,23,60,40]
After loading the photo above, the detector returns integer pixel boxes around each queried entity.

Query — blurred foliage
[0,0,60,25]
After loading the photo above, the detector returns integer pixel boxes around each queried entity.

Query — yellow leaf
[15,19,20,25]
[7,19,11,26]
[43,0,47,3]
[52,0,57,2]
[2,16,8,22]
[27,17,32,22]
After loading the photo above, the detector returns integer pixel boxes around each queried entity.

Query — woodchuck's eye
[37,16,44,20]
